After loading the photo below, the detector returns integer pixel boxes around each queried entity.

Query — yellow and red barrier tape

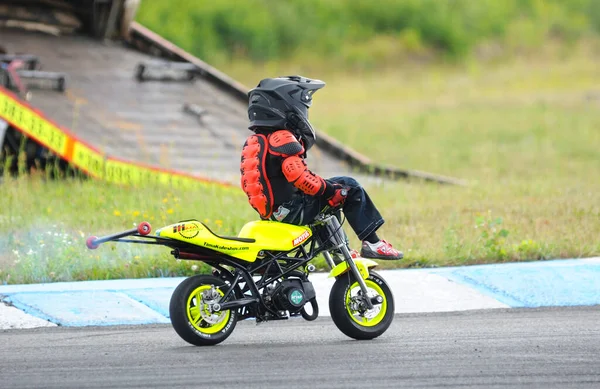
[0,86,234,190]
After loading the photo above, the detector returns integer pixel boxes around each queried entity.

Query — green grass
[0,176,255,284]
[1,41,599,284]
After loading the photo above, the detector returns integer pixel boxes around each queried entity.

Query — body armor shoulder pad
[268,130,304,157]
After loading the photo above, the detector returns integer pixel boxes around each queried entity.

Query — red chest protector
[240,133,273,219]
[240,130,328,219]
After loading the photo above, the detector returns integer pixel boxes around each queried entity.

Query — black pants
[270,176,384,241]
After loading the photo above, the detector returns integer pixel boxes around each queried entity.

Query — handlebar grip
[86,236,99,250]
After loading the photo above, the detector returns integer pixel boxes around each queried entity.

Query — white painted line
[580,257,600,265]
[0,302,56,330]
[381,270,509,312]
[310,270,508,317]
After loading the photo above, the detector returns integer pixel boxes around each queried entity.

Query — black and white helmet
[247,75,325,151]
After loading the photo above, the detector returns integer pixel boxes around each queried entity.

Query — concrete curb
[1,258,599,329]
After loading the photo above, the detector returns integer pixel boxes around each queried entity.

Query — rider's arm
[268,130,335,198]
[282,156,335,197]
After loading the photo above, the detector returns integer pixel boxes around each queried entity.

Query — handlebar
[86,221,152,250]
[319,188,348,217]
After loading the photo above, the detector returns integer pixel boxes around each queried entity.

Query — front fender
[328,258,378,280]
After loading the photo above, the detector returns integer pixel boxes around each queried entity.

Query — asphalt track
[1,307,598,389]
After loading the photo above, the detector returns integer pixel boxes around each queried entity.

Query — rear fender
[328,258,378,280]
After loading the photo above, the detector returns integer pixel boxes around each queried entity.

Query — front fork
[321,215,374,310]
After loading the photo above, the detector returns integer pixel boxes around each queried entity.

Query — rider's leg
[327,176,403,260]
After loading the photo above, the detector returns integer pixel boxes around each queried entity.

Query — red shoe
[360,240,404,260]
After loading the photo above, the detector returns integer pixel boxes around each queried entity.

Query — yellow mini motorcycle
[87,206,394,346]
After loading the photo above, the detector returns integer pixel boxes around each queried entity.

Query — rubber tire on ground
[169,275,238,346]
[329,270,394,340]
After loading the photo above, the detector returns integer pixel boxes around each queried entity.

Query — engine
[268,279,316,314]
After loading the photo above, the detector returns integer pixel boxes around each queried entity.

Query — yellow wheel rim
[186,285,230,334]
[345,279,387,327]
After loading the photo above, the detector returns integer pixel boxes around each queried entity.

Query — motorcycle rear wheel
[329,270,394,340]
[169,275,238,346]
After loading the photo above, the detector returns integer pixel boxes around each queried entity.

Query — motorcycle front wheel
[169,275,238,346]
[329,270,394,340]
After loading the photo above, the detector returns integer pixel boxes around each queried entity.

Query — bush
[136,0,599,66]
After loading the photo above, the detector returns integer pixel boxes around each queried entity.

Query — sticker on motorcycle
[292,230,310,247]
[203,242,250,251]
[173,222,202,239]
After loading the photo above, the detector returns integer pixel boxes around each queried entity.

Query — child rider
[240,76,403,260]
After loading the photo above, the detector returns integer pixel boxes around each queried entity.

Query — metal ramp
[0,28,351,184]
